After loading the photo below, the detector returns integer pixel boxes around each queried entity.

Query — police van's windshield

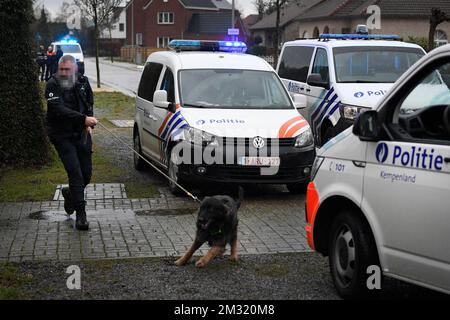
[333,46,424,83]
[58,44,81,54]
[179,69,293,109]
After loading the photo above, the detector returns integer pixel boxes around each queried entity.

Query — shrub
[0,0,49,167]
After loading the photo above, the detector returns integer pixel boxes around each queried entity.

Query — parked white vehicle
[276,31,426,146]
[51,39,85,73]
[133,40,315,195]
[306,44,450,298]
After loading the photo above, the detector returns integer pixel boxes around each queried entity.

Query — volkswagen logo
[375,142,389,163]
[252,136,265,149]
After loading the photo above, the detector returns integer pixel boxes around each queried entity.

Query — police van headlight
[183,127,218,147]
[294,127,314,148]
[311,156,324,181]
[340,104,370,120]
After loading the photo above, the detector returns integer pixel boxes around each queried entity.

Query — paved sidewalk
[0,185,310,263]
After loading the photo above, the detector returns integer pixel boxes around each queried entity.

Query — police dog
[175,187,244,268]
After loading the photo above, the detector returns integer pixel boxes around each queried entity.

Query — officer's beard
[58,73,77,90]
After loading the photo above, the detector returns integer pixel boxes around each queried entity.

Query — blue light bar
[59,38,78,44]
[168,40,247,53]
[319,34,401,40]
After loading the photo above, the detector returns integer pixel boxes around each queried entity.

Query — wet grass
[93,92,135,119]
[0,263,33,299]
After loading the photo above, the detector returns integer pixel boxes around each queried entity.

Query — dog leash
[96,121,201,204]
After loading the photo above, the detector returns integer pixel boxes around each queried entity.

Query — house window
[158,12,174,24]
[119,23,124,32]
[157,37,172,48]
[435,30,448,47]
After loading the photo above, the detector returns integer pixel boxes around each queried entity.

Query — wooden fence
[120,47,167,64]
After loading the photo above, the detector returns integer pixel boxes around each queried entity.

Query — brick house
[124,0,246,49]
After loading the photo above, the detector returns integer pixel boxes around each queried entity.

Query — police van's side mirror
[353,110,380,141]
[292,94,307,109]
[307,73,330,90]
[153,90,176,113]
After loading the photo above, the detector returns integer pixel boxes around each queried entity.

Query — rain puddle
[28,210,72,222]
[134,208,196,216]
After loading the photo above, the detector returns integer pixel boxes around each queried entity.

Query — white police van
[277,32,426,146]
[133,40,315,195]
[51,39,85,73]
[306,44,450,298]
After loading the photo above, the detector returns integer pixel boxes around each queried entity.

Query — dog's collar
[209,229,223,236]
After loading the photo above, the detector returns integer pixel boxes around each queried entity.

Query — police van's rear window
[333,46,424,83]
[58,45,82,54]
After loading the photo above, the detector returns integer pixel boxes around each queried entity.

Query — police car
[306,44,450,298]
[276,31,426,147]
[133,40,315,195]
[51,39,85,73]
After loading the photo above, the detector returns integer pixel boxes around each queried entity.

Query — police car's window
[59,45,81,53]
[278,46,314,83]
[333,46,424,83]
[400,62,450,114]
[179,70,292,109]
[160,68,175,103]
[311,48,329,82]
[138,62,163,102]
[397,61,450,142]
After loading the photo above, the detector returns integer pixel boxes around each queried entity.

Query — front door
[363,58,450,292]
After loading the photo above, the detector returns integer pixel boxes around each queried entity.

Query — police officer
[45,54,98,230]
[36,45,47,81]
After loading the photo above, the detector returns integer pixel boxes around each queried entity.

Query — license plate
[238,157,280,166]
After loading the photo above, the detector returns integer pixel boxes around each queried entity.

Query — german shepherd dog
[175,187,244,268]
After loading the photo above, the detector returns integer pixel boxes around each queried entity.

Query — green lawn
[0,91,157,202]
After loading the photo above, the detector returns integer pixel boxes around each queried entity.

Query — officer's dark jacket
[45,75,94,141]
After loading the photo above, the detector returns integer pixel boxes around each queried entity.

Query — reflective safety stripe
[306,181,320,250]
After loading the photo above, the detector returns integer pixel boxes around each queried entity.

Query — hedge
[0,0,49,167]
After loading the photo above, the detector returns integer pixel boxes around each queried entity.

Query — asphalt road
[84,57,142,97]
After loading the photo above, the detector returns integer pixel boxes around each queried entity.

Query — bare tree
[253,0,266,19]
[74,0,122,88]
[429,7,450,51]
[100,6,122,63]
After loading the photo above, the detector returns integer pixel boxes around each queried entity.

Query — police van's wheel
[134,132,146,171]
[168,149,186,196]
[286,183,308,194]
[329,211,381,299]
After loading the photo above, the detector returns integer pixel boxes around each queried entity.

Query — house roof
[211,0,232,10]
[250,0,322,30]
[297,0,450,21]
[186,12,238,34]
[243,14,260,27]
[179,0,217,9]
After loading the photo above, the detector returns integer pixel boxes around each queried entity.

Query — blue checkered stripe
[310,87,341,137]
[158,111,189,165]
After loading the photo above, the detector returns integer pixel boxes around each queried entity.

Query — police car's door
[363,58,450,292]
[136,62,164,160]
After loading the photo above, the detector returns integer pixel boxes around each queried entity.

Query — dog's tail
[236,186,244,209]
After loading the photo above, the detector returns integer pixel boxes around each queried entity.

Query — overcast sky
[37,0,258,19]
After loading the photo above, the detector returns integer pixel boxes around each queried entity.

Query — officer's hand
[86,126,93,136]
[85,117,98,127]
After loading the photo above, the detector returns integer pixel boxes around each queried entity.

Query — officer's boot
[61,187,75,215]
[75,209,89,231]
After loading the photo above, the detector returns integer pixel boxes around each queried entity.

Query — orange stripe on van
[284,121,308,138]
[306,181,320,250]
[158,104,181,136]
[278,116,304,138]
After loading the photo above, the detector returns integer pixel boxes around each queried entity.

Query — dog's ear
[220,199,232,215]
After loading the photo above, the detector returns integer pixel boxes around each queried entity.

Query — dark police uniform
[45,75,94,217]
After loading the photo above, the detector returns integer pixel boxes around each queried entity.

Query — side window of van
[278,46,314,83]
[312,48,329,82]
[138,62,163,102]
[160,68,175,103]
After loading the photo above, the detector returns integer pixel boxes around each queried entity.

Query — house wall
[100,8,127,40]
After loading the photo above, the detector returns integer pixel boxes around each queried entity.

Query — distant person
[36,45,47,81]
[45,46,56,81]
[45,54,97,230]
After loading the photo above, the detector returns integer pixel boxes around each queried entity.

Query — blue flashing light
[59,38,79,44]
[319,34,401,40]
[168,40,247,53]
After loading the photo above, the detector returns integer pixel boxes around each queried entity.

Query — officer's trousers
[52,133,93,211]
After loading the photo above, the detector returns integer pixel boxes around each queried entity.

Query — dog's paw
[195,259,206,268]
[229,255,239,262]
[174,258,186,266]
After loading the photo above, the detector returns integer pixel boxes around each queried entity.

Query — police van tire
[286,183,308,194]
[134,133,147,171]
[329,211,381,299]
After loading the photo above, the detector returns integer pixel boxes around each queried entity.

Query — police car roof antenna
[96,121,202,204]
